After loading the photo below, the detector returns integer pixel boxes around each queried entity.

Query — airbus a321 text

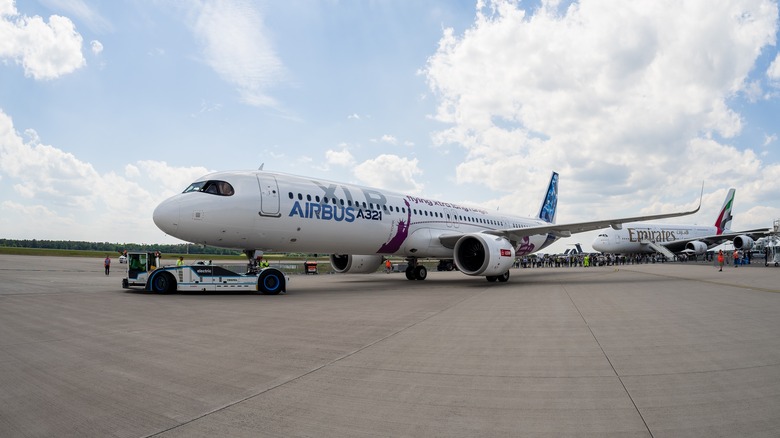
[592,188,771,257]
[152,169,700,287]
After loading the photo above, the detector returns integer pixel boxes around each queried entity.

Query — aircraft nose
[153,197,180,236]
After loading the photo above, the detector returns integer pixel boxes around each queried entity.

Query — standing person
[717,250,724,272]
[733,249,740,267]
[176,256,184,266]
[104,255,111,275]
[385,259,392,273]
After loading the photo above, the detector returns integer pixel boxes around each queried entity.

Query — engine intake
[685,240,708,255]
[733,235,754,250]
[453,234,515,276]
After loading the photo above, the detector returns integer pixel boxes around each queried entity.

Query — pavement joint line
[619,267,780,293]
[144,287,487,438]
[335,364,620,379]
[562,283,655,438]
[617,362,780,378]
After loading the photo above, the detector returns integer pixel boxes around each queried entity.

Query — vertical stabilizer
[713,188,735,234]
[537,172,559,224]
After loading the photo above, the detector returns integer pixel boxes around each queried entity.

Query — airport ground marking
[561,283,655,438]
[143,285,484,438]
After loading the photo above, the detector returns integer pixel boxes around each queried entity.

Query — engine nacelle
[329,254,384,274]
[685,240,708,255]
[453,234,515,276]
[733,235,754,250]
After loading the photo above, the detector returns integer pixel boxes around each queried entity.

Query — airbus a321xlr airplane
[152,169,700,284]
[592,188,770,256]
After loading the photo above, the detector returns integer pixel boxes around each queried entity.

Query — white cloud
[325,145,356,167]
[90,39,102,55]
[0,2,86,80]
[39,0,113,33]
[380,135,398,144]
[0,108,209,242]
[768,52,780,84]
[188,0,286,108]
[354,154,424,193]
[423,0,779,223]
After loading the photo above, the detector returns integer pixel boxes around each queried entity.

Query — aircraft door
[444,208,458,229]
[257,174,281,217]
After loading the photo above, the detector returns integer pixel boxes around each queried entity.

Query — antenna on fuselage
[258,163,265,170]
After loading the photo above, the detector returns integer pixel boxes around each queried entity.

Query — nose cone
[592,235,607,252]
[153,197,180,236]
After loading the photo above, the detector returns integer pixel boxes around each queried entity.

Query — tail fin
[713,188,735,235]
[537,171,559,224]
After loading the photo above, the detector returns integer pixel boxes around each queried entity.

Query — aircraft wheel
[258,269,285,295]
[151,272,175,293]
[486,276,497,282]
[497,271,510,282]
[414,265,427,280]
[405,267,415,280]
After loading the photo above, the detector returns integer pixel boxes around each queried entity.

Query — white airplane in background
[592,188,771,256]
[152,169,701,284]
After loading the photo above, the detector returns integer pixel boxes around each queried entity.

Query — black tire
[258,269,285,295]
[151,272,174,293]
[405,267,415,280]
[486,276,497,282]
[497,271,510,282]
[414,265,427,281]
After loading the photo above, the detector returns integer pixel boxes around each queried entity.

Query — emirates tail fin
[713,188,735,235]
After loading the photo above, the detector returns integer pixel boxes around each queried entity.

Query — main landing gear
[404,258,427,281]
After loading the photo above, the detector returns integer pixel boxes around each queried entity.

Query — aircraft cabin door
[256,174,281,217]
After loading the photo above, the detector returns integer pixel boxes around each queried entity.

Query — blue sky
[1,0,778,253]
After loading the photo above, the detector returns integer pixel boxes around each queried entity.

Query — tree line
[0,239,241,256]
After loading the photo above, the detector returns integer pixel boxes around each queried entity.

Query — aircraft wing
[439,201,703,249]
[659,228,774,253]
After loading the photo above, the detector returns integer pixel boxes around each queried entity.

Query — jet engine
[330,254,384,274]
[453,233,515,276]
[685,240,708,255]
[733,235,754,250]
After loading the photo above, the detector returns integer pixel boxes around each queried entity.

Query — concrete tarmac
[0,254,779,437]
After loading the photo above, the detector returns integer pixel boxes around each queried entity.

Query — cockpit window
[182,180,235,196]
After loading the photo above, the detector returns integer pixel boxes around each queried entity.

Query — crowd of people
[514,249,755,269]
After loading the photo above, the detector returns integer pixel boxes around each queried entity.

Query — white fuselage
[153,170,556,257]
[592,223,717,253]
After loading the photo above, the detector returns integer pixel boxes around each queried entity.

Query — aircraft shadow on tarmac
[119,268,678,296]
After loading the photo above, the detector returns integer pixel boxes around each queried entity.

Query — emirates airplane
[152,169,700,283]
[592,188,770,256]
